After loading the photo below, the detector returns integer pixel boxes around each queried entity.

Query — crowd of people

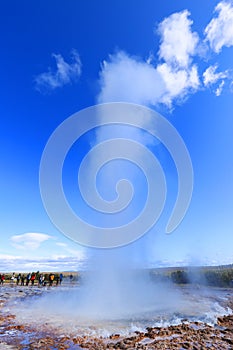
[0,272,68,287]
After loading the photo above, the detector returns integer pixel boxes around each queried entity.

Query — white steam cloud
[98,11,200,107]
[85,2,233,321]
[98,2,233,105]
[98,52,165,106]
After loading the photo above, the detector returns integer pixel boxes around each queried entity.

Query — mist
[35,103,196,331]
[13,252,185,323]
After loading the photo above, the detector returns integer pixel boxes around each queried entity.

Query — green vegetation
[150,264,233,287]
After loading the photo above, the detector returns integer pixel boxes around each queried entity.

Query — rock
[109,334,120,339]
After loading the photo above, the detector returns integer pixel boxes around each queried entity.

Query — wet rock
[59,336,70,342]
[223,337,233,345]
[73,336,84,344]
[0,286,233,349]
[109,334,120,339]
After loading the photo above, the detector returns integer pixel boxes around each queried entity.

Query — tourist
[38,274,44,286]
[11,272,16,283]
[16,273,21,285]
[56,275,60,286]
[49,273,55,286]
[31,272,36,286]
[59,273,63,285]
[21,274,25,286]
[0,274,5,285]
[26,273,31,286]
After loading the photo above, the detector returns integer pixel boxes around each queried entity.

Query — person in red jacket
[0,274,5,285]
[31,273,36,286]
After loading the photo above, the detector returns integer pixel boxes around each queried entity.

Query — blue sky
[1,0,233,271]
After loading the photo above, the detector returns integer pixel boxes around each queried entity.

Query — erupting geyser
[27,103,230,337]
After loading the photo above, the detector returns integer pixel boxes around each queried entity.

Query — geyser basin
[9,283,231,338]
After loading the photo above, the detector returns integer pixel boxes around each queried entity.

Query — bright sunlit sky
[1,0,233,272]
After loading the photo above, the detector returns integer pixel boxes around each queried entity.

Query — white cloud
[35,49,81,92]
[215,80,225,96]
[55,242,86,258]
[97,2,233,108]
[0,255,86,272]
[56,242,67,248]
[0,240,86,272]
[203,64,230,96]
[203,64,228,86]
[158,10,199,68]
[10,232,53,250]
[51,251,86,261]
[0,253,21,260]
[205,1,233,53]
[98,11,200,108]
[156,63,199,105]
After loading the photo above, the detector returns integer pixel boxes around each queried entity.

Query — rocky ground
[0,286,233,349]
